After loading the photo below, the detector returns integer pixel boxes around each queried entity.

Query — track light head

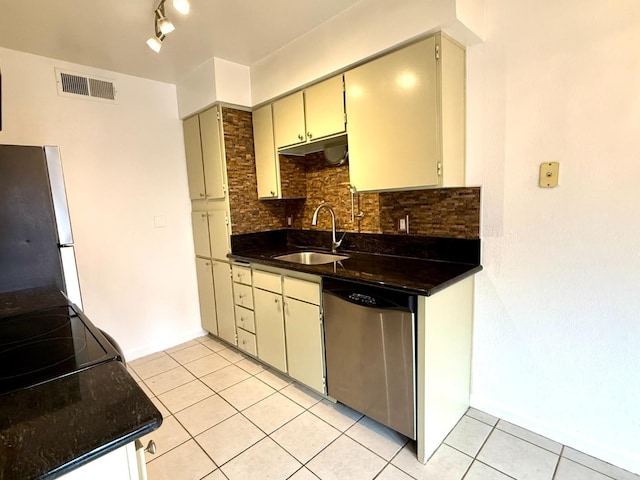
[146,35,163,53]
[173,0,190,15]
[146,0,189,53]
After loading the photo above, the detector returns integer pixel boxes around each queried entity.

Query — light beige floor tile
[218,377,276,411]
[309,399,363,432]
[562,447,640,480]
[554,457,613,480]
[496,420,562,454]
[466,408,499,426]
[175,394,237,437]
[271,411,341,463]
[464,461,513,480]
[131,355,180,380]
[166,339,201,354]
[345,416,407,461]
[392,442,472,480]
[280,383,323,409]
[307,435,386,480]
[140,415,190,458]
[127,366,141,382]
[200,337,229,353]
[289,467,319,480]
[146,439,216,480]
[200,364,251,392]
[221,437,301,480]
[235,357,268,375]
[129,350,168,367]
[184,353,231,378]
[477,429,559,480]
[217,348,246,363]
[376,464,414,480]
[444,415,493,457]
[150,396,170,418]
[201,470,228,480]
[243,392,304,434]
[196,414,265,466]
[157,380,214,413]
[170,343,216,365]
[146,366,196,396]
[254,368,293,390]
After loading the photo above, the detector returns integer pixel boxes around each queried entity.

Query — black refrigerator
[0,144,82,307]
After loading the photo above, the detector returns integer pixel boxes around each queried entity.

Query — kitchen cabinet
[195,257,218,335]
[283,276,325,394]
[212,261,236,346]
[345,33,465,192]
[253,270,287,372]
[58,442,146,480]
[191,210,230,261]
[272,75,345,150]
[183,106,226,201]
[232,264,256,355]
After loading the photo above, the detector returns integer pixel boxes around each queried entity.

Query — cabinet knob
[270,190,276,197]
[274,298,279,304]
[199,193,206,198]
[145,440,157,455]
[307,132,313,139]
[297,133,304,141]
[239,293,245,299]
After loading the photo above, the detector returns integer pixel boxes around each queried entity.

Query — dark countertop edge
[228,251,483,296]
[45,420,161,480]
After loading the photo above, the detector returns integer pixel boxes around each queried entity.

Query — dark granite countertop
[229,230,482,296]
[0,361,162,480]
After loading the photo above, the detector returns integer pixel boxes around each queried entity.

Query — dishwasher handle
[323,281,416,313]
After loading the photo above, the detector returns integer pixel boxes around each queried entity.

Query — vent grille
[56,68,117,102]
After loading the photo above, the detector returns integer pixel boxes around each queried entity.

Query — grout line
[551,445,564,479]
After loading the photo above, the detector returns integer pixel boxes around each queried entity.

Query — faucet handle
[334,231,347,250]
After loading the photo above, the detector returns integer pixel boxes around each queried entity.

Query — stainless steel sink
[273,251,349,265]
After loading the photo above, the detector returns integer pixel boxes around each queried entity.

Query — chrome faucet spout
[311,203,343,253]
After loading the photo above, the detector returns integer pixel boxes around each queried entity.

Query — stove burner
[0,313,74,348]
[0,337,87,380]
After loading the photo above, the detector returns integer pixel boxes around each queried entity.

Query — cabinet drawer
[234,283,253,309]
[232,265,252,285]
[253,270,282,294]
[284,277,320,305]
[237,328,257,356]
[235,305,256,333]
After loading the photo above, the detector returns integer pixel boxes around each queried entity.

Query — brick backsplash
[223,107,480,240]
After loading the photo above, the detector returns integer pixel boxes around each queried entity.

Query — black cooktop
[0,303,121,397]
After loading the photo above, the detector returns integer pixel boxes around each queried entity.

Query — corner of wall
[176,58,217,119]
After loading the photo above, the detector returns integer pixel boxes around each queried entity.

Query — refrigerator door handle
[44,146,74,246]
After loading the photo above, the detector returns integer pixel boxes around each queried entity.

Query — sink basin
[273,251,349,265]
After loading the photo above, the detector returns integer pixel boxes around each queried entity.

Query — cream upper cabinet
[212,261,236,345]
[272,75,346,150]
[252,104,279,199]
[191,212,211,258]
[195,257,218,335]
[183,106,226,200]
[207,210,230,261]
[345,33,465,192]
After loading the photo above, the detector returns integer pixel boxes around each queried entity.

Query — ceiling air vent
[55,68,117,102]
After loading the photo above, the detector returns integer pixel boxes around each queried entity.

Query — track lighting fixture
[146,0,190,53]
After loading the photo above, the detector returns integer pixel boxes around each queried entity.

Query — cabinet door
[212,261,236,345]
[183,115,205,200]
[207,210,229,261]
[254,288,287,372]
[253,104,279,199]
[191,212,211,258]
[284,298,325,393]
[273,91,305,149]
[304,75,346,141]
[199,106,226,200]
[195,258,218,335]
[345,36,439,192]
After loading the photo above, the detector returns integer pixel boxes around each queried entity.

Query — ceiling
[0,0,362,84]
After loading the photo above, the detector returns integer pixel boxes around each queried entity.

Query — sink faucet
[311,203,345,253]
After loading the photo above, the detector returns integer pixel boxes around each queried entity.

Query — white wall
[466,0,640,473]
[0,47,203,360]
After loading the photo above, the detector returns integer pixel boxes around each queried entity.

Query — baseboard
[470,394,640,476]
[124,328,208,362]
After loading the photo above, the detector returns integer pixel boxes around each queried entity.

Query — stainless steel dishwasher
[323,278,417,439]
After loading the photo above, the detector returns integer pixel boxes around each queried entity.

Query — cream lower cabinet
[253,270,287,372]
[195,258,218,335]
[283,276,324,394]
[232,265,257,356]
[212,261,236,346]
[58,442,146,480]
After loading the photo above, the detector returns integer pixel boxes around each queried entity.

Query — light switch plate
[539,162,559,188]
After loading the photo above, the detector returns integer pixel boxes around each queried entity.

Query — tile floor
[128,335,639,480]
